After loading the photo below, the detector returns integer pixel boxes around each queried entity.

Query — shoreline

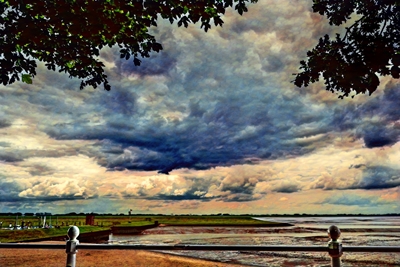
[4,223,293,243]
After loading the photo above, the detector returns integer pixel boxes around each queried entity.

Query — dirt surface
[0,242,249,267]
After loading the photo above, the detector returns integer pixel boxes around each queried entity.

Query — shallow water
[256,216,400,229]
[108,216,400,266]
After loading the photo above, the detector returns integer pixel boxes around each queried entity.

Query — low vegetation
[0,226,105,243]
[144,215,277,225]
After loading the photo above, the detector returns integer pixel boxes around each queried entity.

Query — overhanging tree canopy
[294,0,400,98]
[2,0,399,96]
[0,0,257,90]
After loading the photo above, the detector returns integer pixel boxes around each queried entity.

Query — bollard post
[327,225,343,267]
[66,226,80,267]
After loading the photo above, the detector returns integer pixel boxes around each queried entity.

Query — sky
[1,0,400,215]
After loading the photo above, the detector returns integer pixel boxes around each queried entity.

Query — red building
[85,215,95,226]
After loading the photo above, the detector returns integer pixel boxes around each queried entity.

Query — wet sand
[130,225,400,267]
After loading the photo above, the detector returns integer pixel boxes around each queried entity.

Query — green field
[1,214,277,227]
[0,215,279,243]
[0,226,105,243]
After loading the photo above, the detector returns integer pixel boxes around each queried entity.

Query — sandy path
[0,245,249,267]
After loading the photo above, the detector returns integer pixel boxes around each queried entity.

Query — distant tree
[294,0,400,98]
[0,0,257,90]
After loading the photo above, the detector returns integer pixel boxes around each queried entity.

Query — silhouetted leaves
[0,0,257,90]
[294,0,400,98]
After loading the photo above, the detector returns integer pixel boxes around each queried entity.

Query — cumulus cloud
[18,178,98,201]
[310,164,400,191]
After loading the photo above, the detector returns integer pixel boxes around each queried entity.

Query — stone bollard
[66,226,80,267]
[327,225,343,267]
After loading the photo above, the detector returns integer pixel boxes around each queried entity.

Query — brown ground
[0,245,249,267]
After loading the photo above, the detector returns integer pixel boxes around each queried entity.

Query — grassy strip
[0,226,105,243]
[1,215,276,227]
[0,215,280,242]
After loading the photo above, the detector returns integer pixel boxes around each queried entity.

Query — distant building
[86,214,95,225]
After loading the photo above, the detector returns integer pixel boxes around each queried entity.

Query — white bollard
[66,226,80,267]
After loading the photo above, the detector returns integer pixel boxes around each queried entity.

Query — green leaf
[22,74,33,84]
[66,61,75,68]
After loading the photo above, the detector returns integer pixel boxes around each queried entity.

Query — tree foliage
[294,0,400,98]
[0,0,257,90]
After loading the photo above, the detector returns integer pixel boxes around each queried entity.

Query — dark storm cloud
[262,54,284,73]
[145,193,211,201]
[331,105,358,131]
[45,92,326,174]
[349,164,366,169]
[0,119,11,128]
[363,128,398,148]
[380,85,400,120]
[188,101,206,118]
[274,184,300,193]
[355,166,400,190]
[100,89,138,117]
[106,146,170,172]
[347,85,400,148]
[0,151,24,162]
[37,30,336,174]
[322,83,400,149]
[221,193,261,202]
[2,0,399,176]
[26,93,73,114]
[0,0,342,175]
[118,51,177,77]
[0,180,22,202]
[103,34,178,78]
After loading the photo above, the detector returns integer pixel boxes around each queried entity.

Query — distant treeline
[1,212,400,217]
